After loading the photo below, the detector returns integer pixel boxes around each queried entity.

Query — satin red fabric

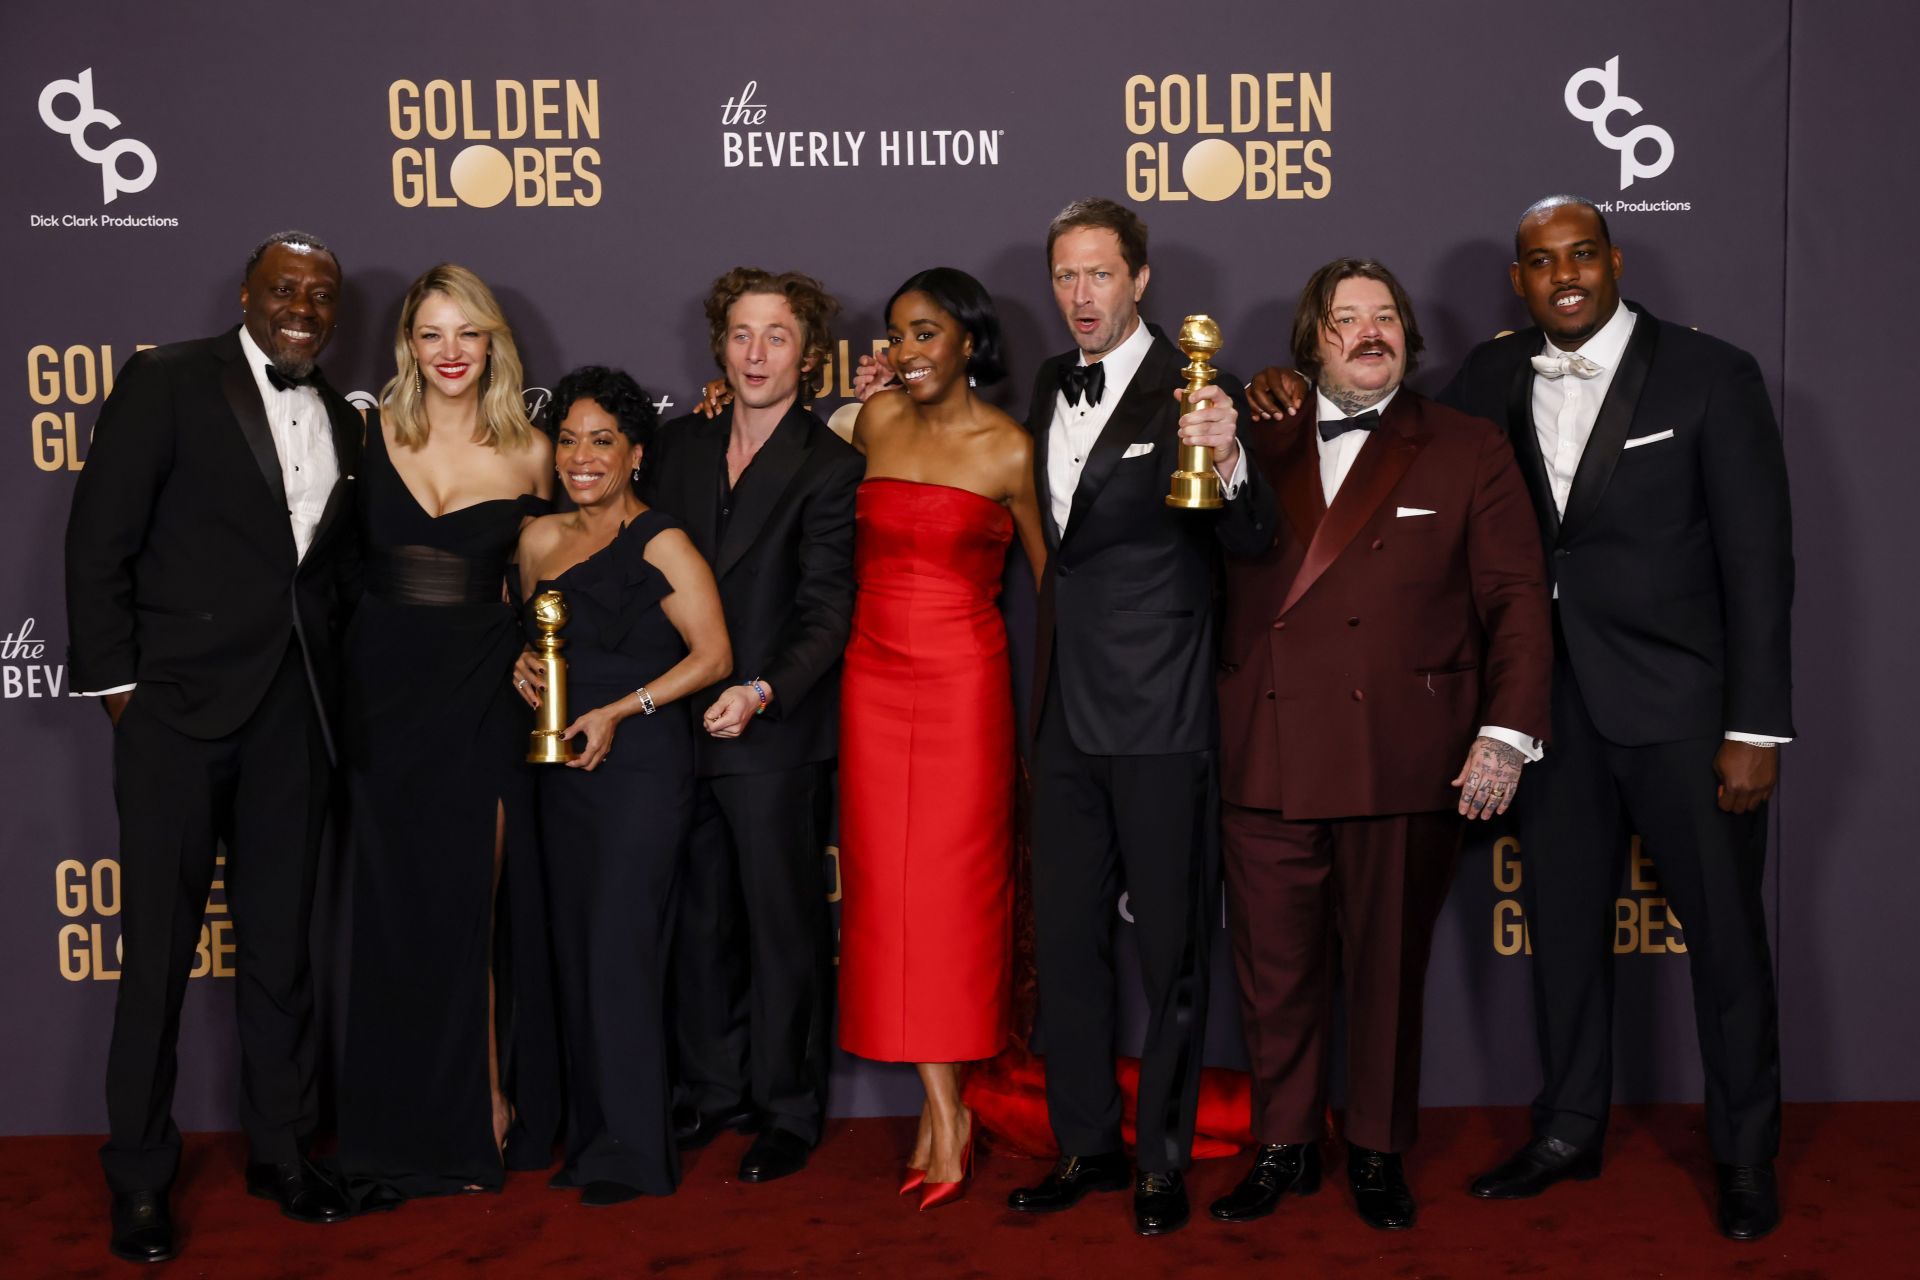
[838,480,1015,1063]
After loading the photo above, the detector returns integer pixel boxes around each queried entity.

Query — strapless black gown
[335,418,562,1198]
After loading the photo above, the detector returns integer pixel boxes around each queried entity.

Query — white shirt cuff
[1478,724,1544,762]
[1217,447,1249,498]
[78,683,136,696]
[1725,731,1791,746]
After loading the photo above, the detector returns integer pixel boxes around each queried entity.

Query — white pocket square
[1395,506,1436,518]
[1122,441,1155,458]
[1623,430,1674,449]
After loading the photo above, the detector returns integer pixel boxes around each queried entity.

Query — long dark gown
[532,508,694,1195]
[335,418,562,1199]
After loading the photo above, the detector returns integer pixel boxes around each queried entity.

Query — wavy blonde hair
[380,263,535,450]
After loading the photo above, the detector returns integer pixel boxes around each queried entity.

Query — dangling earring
[630,467,642,485]
[484,357,494,392]
[415,370,425,398]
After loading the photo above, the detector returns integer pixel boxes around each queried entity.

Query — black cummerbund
[366,545,508,606]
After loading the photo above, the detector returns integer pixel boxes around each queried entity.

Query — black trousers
[102,642,328,1192]
[1029,679,1218,1173]
[1519,649,1782,1164]
[669,762,834,1145]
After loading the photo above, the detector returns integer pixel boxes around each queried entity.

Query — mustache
[1351,340,1395,358]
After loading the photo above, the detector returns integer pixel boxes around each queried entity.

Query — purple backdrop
[3,0,1897,1139]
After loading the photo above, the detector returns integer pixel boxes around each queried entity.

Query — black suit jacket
[1028,327,1277,756]
[644,402,861,777]
[1438,302,1794,745]
[64,327,362,756]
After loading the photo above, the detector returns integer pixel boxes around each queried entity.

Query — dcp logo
[1565,56,1674,189]
[38,69,157,204]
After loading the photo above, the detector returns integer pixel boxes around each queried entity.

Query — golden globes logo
[1491,836,1686,957]
[27,341,150,471]
[1124,72,1334,202]
[389,79,603,208]
[57,856,235,981]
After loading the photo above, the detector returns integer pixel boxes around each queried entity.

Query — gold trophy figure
[1165,314,1226,510]
[526,590,581,764]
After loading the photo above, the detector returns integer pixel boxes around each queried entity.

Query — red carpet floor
[3,1104,1916,1278]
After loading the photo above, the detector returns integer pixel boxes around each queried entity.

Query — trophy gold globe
[526,590,581,764]
[1166,314,1225,510]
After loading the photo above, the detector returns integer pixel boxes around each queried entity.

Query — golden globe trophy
[1165,314,1225,510]
[526,590,581,764]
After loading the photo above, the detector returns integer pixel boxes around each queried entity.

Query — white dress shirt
[80,331,340,698]
[1533,307,1786,747]
[1315,387,1541,762]
[239,324,339,561]
[1048,318,1245,534]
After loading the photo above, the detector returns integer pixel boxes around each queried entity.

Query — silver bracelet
[635,686,656,716]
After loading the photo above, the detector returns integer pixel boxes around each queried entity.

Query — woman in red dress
[838,269,1047,1209]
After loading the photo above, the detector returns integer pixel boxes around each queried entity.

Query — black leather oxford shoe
[1716,1162,1779,1241]
[737,1128,811,1183]
[1006,1151,1132,1213]
[1348,1145,1416,1231]
[1133,1169,1190,1236]
[109,1189,176,1264]
[1469,1136,1602,1199]
[245,1157,350,1223]
[674,1102,761,1150]
[1209,1142,1322,1221]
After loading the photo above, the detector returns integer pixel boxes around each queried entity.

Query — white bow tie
[1531,351,1604,380]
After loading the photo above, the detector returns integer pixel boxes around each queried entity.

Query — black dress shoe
[1348,1145,1416,1231]
[1716,1162,1779,1241]
[737,1128,811,1183]
[1133,1169,1189,1236]
[1469,1136,1602,1199]
[1209,1142,1322,1222]
[1006,1151,1132,1213]
[580,1180,643,1207]
[674,1102,761,1150]
[109,1190,176,1264]
[245,1157,351,1223]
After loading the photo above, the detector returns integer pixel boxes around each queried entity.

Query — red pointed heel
[917,1131,975,1211]
[899,1166,927,1195]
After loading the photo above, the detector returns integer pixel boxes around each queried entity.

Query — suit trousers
[1519,646,1781,1163]
[1221,803,1459,1153]
[670,763,834,1145]
[102,640,328,1192]
[1029,678,1218,1173]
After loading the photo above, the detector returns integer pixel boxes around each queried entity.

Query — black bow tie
[1059,361,1106,408]
[1318,408,1380,442]
[263,364,316,393]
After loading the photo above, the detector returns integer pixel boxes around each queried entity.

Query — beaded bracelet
[635,686,656,716]
[745,678,768,716]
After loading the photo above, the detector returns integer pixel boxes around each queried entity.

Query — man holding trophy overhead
[1006,198,1275,1237]
[1210,259,1550,1232]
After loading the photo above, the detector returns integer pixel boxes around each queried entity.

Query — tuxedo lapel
[678,417,727,562]
[1280,395,1426,616]
[217,332,294,547]
[1270,413,1326,549]
[1559,307,1659,542]
[1061,337,1175,543]
[1504,348,1562,546]
[716,406,809,579]
[1030,354,1064,549]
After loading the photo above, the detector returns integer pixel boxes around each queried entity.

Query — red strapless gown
[838,479,1014,1062]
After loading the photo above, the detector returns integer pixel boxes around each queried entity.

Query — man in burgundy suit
[1210,259,1551,1231]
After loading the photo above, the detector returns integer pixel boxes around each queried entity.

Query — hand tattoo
[1457,735,1527,820]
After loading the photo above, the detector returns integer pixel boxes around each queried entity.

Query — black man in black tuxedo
[65,232,361,1262]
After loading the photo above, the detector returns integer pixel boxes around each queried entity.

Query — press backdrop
[4,0,1913,1136]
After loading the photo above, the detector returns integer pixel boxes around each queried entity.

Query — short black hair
[244,229,339,283]
[544,365,659,485]
[884,267,1007,386]
[1513,194,1613,258]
